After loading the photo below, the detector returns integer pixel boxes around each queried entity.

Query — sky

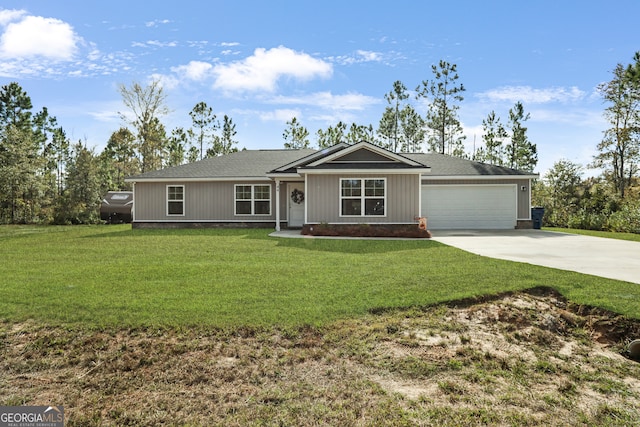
[1,1,639,178]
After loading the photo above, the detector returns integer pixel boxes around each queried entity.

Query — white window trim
[339,178,387,217]
[234,184,272,216]
[166,185,185,216]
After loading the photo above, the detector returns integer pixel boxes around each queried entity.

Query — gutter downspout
[275,179,281,231]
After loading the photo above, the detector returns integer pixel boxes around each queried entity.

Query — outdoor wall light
[521,186,527,191]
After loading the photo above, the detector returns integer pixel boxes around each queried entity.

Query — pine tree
[506,102,537,171]
[0,83,43,223]
[188,101,219,159]
[55,142,102,224]
[479,110,507,165]
[416,60,466,156]
[283,117,310,149]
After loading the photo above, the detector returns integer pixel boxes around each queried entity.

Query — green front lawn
[1,225,638,328]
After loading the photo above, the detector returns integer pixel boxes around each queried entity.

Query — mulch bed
[301,223,432,238]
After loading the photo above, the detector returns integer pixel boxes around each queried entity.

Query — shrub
[606,199,640,233]
[567,209,608,231]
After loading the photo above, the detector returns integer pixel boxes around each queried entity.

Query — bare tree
[118,80,170,171]
[592,54,640,198]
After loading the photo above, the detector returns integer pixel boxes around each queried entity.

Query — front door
[288,183,305,228]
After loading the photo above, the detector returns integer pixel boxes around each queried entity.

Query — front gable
[300,141,430,174]
[267,141,430,179]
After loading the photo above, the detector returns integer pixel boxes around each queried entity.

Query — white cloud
[87,43,101,61]
[351,50,383,63]
[331,49,385,65]
[272,91,380,111]
[0,9,25,26]
[187,40,209,48]
[149,72,180,90]
[527,107,605,127]
[330,49,405,67]
[212,46,333,92]
[171,60,213,81]
[0,14,79,60]
[461,123,485,152]
[259,109,301,122]
[149,61,213,90]
[476,85,586,104]
[134,40,178,48]
[145,19,171,27]
[149,40,177,48]
[88,109,120,123]
[357,50,382,61]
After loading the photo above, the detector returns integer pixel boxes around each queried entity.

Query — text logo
[0,406,64,427]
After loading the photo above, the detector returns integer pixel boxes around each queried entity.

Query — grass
[1,224,639,328]
[544,227,640,242]
[3,225,640,425]
[3,291,639,426]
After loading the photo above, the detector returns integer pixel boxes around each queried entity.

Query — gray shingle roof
[405,152,536,176]
[126,149,317,180]
[126,147,536,181]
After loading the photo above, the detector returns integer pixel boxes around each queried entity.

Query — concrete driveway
[430,229,640,284]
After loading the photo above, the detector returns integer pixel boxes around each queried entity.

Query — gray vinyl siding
[306,174,420,224]
[421,178,531,219]
[133,181,276,222]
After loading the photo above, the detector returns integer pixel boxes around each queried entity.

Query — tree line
[534,52,640,233]
[0,60,543,225]
[2,53,637,230]
[0,81,239,224]
[282,60,538,172]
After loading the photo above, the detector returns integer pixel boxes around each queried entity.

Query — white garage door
[421,185,517,229]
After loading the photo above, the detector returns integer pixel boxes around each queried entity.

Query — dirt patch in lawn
[2,288,640,426]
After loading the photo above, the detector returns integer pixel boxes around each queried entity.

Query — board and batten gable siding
[421,178,532,219]
[330,149,398,163]
[305,173,421,224]
[133,181,278,222]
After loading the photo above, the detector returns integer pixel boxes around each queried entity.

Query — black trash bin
[531,207,545,230]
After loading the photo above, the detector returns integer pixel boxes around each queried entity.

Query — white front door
[288,183,305,228]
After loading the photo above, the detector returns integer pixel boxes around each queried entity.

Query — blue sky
[1,1,639,177]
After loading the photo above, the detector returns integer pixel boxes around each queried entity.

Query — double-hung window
[167,185,184,216]
[235,184,271,215]
[340,178,385,216]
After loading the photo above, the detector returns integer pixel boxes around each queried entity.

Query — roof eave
[422,174,539,180]
[124,176,273,183]
[265,172,303,180]
[298,167,432,175]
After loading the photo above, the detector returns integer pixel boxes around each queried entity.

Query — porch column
[275,179,281,231]
[131,182,136,222]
